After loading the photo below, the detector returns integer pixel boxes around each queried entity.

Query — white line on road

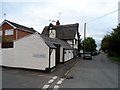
[52,76,57,80]
[48,79,54,84]
[42,84,49,90]
[53,85,59,90]
[57,78,64,85]
[42,76,58,89]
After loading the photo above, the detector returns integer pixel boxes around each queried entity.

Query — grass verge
[109,56,120,62]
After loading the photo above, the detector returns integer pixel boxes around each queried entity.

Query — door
[54,44,60,65]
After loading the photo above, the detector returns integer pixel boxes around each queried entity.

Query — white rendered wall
[2,34,51,70]
[60,47,63,62]
[64,50,73,62]
[50,49,56,68]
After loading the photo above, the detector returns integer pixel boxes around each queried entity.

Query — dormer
[49,29,56,38]
[48,23,56,38]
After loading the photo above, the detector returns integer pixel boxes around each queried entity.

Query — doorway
[54,44,60,65]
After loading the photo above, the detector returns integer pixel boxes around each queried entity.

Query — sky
[0,0,120,48]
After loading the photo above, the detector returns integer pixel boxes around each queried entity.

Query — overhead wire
[86,8,120,23]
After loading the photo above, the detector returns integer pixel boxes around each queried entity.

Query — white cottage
[1,33,74,72]
[42,22,80,58]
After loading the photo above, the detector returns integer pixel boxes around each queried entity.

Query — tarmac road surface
[60,53,119,88]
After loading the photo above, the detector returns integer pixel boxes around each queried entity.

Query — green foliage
[101,35,111,52]
[82,37,97,52]
[109,56,120,62]
[101,24,120,56]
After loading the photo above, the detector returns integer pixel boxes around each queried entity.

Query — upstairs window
[49,29,56,38]
[5,29,14,35]
[0,30,2,36]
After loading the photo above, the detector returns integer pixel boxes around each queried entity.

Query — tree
[82,37,97,52]
[101,24,120,56]
[101,35,111,52]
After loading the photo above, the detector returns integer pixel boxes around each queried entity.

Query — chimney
[56,20,60,26]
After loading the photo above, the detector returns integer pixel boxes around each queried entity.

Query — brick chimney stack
[56,20,60,26]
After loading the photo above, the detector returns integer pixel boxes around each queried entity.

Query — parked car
[83,53,92,60]
[91,51,97,56]
[92,50,100,56]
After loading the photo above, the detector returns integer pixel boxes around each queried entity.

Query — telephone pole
[83,23,87,54]
[84,23,86,40]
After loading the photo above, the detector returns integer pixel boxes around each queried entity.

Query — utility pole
[83,23,86,54]
[84,23,86,40]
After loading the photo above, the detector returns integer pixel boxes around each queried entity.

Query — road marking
[53,85,59,89]
[57,78,64,85]
[52,76,57,80]
[48,79,54,84]
[60,78,64,81]
[42,76,58,89]
[42,84,49,89]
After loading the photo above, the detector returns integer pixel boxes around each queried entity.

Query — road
[2,53,119,89]
[60,53,118,89]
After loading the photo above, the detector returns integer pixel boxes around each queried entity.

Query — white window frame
[5,29,14,35]
[0,30,2,36]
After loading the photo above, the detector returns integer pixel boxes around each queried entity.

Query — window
[0,30,2,36]
[5,29,14,35]
[49,29,56,38]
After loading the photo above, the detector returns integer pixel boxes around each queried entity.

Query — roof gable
[42,23,79,40]
[0,20,36,33]
[0,20,16,28]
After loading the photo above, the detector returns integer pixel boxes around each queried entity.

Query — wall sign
[33,54,46,58]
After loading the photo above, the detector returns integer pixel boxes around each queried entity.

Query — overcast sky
[0,0,119,47]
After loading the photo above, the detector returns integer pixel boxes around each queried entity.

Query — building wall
[1,22,16,41]
[60,47,63,62]
[50,49,56,68]
[1,34,52,70]
[64,50,73,62]
[17,29,32,40]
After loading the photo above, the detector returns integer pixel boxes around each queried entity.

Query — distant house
[0,20,36,42]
